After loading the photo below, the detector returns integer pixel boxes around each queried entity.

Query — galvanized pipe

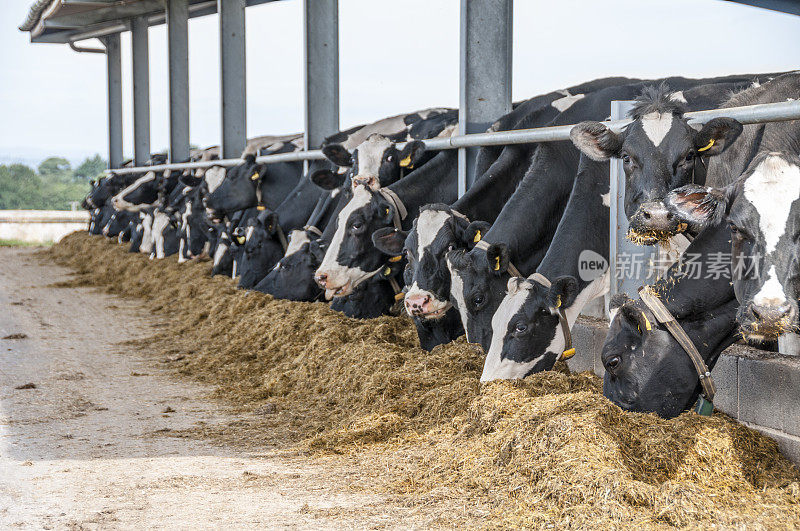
[107,99,800,175]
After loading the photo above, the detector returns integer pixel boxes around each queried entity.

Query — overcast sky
[1,0,799,165]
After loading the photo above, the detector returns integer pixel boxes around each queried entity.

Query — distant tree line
[0,155,105,210]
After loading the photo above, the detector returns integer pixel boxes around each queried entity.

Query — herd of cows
[82,71,800,420]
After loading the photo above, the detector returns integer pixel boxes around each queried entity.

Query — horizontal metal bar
[106,150,327,175]
[107,99,800,176]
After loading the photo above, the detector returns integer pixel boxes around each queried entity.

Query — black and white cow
[569,74,780,240]
[602,222,740,418]
[478,154,610,380]
[663,73,800,338]
[314,149,458,299]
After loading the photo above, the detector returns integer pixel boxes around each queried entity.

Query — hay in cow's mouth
[44,231,800,528]
[625,228,675,246]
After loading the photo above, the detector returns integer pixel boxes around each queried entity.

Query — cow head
[374,205,483,320]
[204,155,264,218]
[480,274,579,381]
[238,209,287,289]
[314,185,401,299]
[320,133,426,191]
[256,235,327,301]
[667,152,800,339]
[602,294,738,419]
[445,240,513,352]
[570,85,742,243]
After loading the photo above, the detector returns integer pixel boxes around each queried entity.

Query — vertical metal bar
[218,0,247,160]
[303,0,339,158]
[167,0,190,163]
[131,15,151,166]
[608,100,657,312]
[104,33,123,169]
[458,0,512,196]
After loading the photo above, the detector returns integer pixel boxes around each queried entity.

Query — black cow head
[237,209,287,289]
[667,152,800,339]
[314,185,399,299]
[374,204,483,320]
[320,133,426,191]
[479,274,579,381]
[204,155,264,218]
[444,239,514,353]
[570,85,742,243]
[255,236,327,301]
[602,294,739,419]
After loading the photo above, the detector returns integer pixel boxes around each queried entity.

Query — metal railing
[106,99,800,176]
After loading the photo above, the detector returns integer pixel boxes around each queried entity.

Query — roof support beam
[103,33,123,169]
[132,15,151,166]
[458,0,513,195]
[303,0,339,153]
[167,0,190,163]
[218,0,247,159]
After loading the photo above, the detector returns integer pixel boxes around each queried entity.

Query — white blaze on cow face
[204,166,227,193]
[213,240,229,267]
[447,257,472,340]
[152,211,171,259]
[178,201,193,263]
[316,186,374,298]
[753,265,788,307]
[112,171,156,211]
[352,135,392,190]
[405,210,453,316]
[743,155,800,255]
[640,112,675,147]
[139,212,154,255]
[284,230,310,257]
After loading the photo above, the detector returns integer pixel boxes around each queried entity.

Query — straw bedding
[45,232,800,528]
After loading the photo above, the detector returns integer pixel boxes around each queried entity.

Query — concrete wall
[0,210,89,243]
[568,317,800,465]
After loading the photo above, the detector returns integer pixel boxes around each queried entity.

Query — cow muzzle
[404,292,450,319]
[741,301,796,339]
[627,202,685,245]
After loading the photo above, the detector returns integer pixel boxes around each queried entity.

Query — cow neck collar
[527,272,575,362]
[377,187,407,230]
[638,285,716,415]
[254,172,267,211]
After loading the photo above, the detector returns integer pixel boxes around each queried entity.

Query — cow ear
[570,121,623,161]
[310,169,347,190]
[372,227,407,256]
[609,293,633,311]
[547,276,579,310]
[322,144,353,167]
[666,183,730,231]
[243,153,256,165]
[464,221,491,249]
[619,304,652,334]
[397,140,426,170]
[694,118,743,157]
[484,243,509,276]
[507,276,527,295]
[261,212,279,235]
[308,240,326,263]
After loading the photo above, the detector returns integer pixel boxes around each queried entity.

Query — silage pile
[46,232,800,528]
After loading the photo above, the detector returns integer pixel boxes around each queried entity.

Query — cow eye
[386,155,393,162]
[447,244,456,252]
[514,322,528,334]
[473,294,485,307]
[350,221,364,233]
[606,355,621,370]
[621,153,631,165]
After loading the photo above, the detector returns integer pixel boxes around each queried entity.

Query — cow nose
[639,202,674,230]
[315,272,329,288]
[404,294,431,316]
[750,301,793,325]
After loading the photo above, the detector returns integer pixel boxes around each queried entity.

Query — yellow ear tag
[389,255,402,262]
[555,295,562,308]
[562,347,576,360]
[384,208,390,216]
[399,156,412,168]
[384,267,392,276]
[697,138,715,152]
[493,255,501,271]
[642,313,652,331]
[250,172,260,181]
[236,236,245,244]
[394,292,405,301]
[473,230,481,243]
[257,205,266,211]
